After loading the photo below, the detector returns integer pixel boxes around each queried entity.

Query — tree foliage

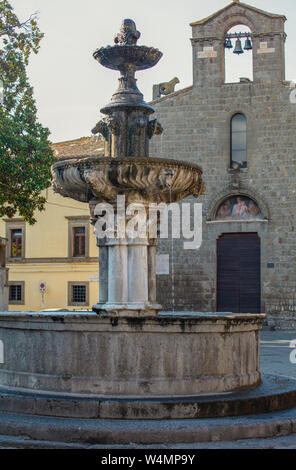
[0,0,56,224]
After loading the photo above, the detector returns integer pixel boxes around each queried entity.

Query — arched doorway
[217,233,261,313]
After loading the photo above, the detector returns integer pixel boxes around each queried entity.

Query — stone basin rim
[0,311,267,321]
[52,155,203,173]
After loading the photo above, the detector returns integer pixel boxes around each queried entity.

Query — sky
[9,0,296,143]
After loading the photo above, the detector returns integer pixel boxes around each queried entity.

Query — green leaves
[0,0,55,224]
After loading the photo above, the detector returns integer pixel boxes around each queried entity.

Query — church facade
[150,1,296,328]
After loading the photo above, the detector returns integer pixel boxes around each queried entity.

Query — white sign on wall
[0,340,4,364]
[257,42,275,54]
[156,254,170,275]
[197,46,217,59]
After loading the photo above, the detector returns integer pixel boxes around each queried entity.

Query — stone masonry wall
[149,3,296,327]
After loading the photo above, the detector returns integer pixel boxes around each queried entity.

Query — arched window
[230,113,247,168]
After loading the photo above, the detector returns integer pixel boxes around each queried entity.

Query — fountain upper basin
[93,45,163,71]
[52,155,205,205]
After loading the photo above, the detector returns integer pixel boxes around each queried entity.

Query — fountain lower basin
[0,312,265,396]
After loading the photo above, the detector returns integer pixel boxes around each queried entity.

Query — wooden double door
[217,233,261,313]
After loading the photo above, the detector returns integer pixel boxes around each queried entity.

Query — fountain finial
[114,19,141,45]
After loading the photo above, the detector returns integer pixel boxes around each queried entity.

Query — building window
[8,281,24,305]
[4,219,26,260]
[11,229,23,258]
[230,113,247,169]
[72,285,86,303]
[73,227,86,257]
[68,282,89,307]
[66,217,89,259]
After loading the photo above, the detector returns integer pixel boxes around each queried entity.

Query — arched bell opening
[224,24,253,83]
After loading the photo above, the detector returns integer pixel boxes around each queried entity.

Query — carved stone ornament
[91,120,109,140]
[106,116,122,135]
[148,119,163,139]
[152,77,180,100]
[114,19,141,45]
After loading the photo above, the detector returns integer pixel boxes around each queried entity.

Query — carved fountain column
[91,200,162,316]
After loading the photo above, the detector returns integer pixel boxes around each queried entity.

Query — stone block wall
[149,3,296,326]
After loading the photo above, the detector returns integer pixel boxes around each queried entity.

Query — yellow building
[0,137,104,311]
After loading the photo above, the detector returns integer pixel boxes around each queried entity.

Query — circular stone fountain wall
[0,312,265,396]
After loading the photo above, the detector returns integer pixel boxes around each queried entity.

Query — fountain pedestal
[93,235,161,316]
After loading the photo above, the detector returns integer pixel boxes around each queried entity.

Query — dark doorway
[217,233,261,313]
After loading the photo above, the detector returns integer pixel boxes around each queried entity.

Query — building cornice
[7,257,98,264]
[65,216,90,220]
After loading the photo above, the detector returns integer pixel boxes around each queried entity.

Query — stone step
[0,375,296,420]
[1,433,296,449]
[1,405,296,446]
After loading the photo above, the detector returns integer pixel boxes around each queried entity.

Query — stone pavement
[260,330,296,379]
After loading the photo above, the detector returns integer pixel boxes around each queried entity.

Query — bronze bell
[244,37,252,51]
[233,38,244,54]
[224,38,233,49]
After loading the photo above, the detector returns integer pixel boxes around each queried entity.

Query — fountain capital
[114,19,141,45]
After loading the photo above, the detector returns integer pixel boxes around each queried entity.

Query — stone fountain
[52,18,204,318]
[2,20,295,446]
